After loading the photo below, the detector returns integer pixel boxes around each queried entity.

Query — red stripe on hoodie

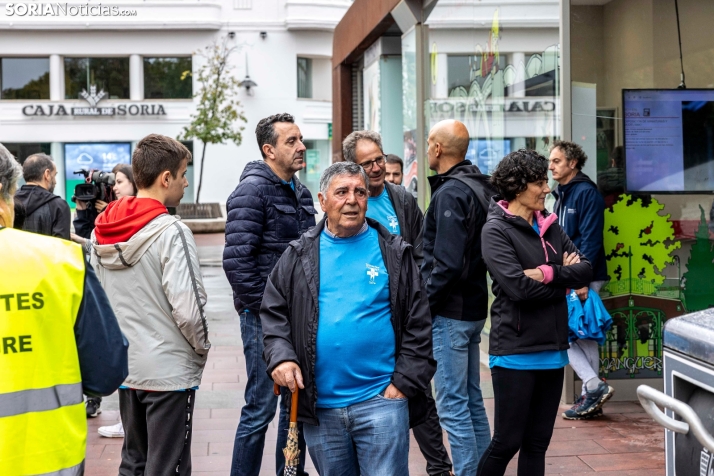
[94,196,168,245]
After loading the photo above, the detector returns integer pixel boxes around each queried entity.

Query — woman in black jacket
[477,150,592,476]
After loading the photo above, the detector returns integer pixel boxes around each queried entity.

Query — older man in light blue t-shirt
[261,162,435,476]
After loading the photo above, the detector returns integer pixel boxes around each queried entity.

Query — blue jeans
[303,393,409,476]
[432,316,491,476]
[230,310,307,476]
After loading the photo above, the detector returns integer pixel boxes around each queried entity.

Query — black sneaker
[86,398,102,418]
[575,381,614,417]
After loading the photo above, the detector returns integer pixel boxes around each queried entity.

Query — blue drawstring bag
[567,289,613,345]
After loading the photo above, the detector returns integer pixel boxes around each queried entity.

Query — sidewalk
[85,233,665,475]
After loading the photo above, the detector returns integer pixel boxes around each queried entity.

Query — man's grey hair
[342,130,383,163]
[0,143,22,202]
[319,162,369,193]
[23,153,55,183]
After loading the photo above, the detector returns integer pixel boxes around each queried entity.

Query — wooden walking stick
[274,382,300,475]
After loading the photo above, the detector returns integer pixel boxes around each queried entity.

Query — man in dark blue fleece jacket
[549,140,613,420]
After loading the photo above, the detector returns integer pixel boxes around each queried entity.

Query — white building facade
[0,0,349,204]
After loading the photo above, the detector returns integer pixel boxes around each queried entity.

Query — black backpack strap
[448,175,495,215]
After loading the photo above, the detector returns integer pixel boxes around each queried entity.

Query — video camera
[71,169,117,204]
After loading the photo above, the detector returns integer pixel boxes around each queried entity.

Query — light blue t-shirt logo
[366,187,401,236]
[387,215,399,233]
[366,264,380,284]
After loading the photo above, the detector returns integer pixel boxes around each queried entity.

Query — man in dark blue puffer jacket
[223,113,317,476]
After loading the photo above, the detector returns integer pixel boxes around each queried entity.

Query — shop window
[2,143,52,164]
[144,57,193,99]
[0,58,50,100]
[297,57,312,99]
[65,57,130,100]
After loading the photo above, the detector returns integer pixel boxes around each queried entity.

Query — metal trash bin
[637,309,714,475]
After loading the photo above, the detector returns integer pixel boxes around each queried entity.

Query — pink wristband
[537,265,554,284]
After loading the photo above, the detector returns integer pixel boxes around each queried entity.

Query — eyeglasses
[358,155,386,171]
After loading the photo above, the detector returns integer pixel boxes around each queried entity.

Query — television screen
[466,139,511,175]
[64,142,131,204]
[623,89,714,193]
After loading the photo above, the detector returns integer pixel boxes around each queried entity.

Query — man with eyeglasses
[342,130,453,476]
[342,131,424,263]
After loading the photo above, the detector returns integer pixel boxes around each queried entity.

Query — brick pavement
[84,234,665,475]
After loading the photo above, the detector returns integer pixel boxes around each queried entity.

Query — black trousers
[412,388,452,475]
[119,389,195,476]
[477,367,564,476]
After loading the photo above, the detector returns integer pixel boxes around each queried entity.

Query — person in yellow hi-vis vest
[0,143,129,476]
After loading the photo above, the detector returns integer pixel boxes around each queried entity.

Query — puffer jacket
[481,198,593,356]
[91,213,210,391]
[261,218,436,426]
[223,161,317,313]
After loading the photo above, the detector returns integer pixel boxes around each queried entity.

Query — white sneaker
[98,421,124,438]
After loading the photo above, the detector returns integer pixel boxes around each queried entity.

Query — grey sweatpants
[568,281,606,395]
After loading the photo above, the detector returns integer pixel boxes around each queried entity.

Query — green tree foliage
[682,205,714,311]
[604,195,681,295]
[179,36,246,203]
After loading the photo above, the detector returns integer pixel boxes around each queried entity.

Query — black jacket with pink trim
[481,198,592,356]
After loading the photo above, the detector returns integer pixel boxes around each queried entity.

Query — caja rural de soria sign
[22,85,167,117]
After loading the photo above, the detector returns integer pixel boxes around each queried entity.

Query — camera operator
[72,164,137,246]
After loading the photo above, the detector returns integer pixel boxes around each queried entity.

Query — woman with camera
[71,164,137,245]
[477,150,592,476]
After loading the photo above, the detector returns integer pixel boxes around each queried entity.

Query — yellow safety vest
[0,227,87,476]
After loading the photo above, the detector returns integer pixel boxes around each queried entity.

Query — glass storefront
[568,0,714,381]
[426,8,561,175]
[0,58,50,100]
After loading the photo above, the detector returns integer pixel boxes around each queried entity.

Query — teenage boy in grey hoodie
[90,134,210,476]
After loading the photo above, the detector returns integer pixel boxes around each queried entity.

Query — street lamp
[239,55,257,96]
